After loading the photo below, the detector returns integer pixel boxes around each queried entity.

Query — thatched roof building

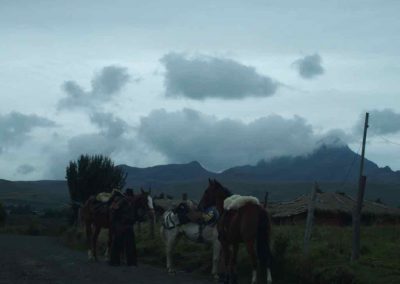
[269,192,400,225]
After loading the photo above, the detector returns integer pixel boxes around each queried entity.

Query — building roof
[269,192,400,218]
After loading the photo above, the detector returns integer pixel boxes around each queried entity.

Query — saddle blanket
[223,194,260,210]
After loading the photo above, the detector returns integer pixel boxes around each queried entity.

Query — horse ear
[141,187,145,194]
[208,178,212,185]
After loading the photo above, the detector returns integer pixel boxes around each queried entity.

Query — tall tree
[66,154,127,223]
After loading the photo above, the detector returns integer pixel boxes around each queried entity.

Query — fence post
[264,191,269,208]
[149,214,155,239]
[351,175,367,261]
[304,182,318,256]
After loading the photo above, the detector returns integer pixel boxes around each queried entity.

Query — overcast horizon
[1,0,400,181]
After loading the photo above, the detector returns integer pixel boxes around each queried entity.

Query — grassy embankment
[61,222,400,284]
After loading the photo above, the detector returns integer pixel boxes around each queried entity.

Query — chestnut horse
[198,179,272,284]
[81,189,154,261]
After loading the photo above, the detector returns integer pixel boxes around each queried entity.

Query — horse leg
[165,228,178,274]
[149,211,156,239]
[104,228,112,260]
[221,241,231,284]
[245,240,258,284]
[92,225,101,261]
[228,243,239,284]
[212,235,221,280]
[86,222,94,261]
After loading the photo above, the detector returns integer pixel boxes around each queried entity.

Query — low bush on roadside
[0,202,6,226]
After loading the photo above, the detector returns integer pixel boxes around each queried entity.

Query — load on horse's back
[81,188,153,265]
[81,188,123,261]
[199,178,273,284]
[160,198,221,279]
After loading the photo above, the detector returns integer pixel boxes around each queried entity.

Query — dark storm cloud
[292,53,324,79]
[138,108,320,171]
[354,109,400,136]
[16,164,36,175]
[0,112,55,149]
[58,66,130,110]
[90,112,128,138]
[160,53,280,100]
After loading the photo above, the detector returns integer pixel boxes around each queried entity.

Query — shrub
[0,202,6,226]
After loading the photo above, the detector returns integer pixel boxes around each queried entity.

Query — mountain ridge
[1,145,399,207]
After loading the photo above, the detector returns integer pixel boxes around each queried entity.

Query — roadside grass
[60,222,400,284]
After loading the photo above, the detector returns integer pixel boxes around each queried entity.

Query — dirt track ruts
[0,234,212,284]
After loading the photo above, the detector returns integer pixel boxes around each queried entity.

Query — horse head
[198,178,232,213]
[134,189,155,222]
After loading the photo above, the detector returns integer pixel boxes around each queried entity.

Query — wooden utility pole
[351,112,369,261]
[303,182,318,256]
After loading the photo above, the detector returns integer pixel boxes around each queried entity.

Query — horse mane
[214,179,232,197]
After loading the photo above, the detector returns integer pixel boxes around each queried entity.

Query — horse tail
[256,207,272,281]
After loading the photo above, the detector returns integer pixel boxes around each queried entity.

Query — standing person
[109,195,137,266]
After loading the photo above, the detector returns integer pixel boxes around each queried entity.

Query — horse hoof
[167,269,176,275]
[87,250,94,261]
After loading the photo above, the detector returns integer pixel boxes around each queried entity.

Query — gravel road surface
[0,234,212,284]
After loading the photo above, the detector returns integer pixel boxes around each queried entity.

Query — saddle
[96,192,113,203]
[171,203,219,242]
[96,189,124,203]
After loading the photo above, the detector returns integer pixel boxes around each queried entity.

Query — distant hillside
[221,145,400,183]
[119,161,216,187]
[1,145,399,208]
[0,179,68,209]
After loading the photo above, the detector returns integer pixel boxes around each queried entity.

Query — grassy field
[60,222,400,284]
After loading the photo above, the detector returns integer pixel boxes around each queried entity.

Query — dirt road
[0,234,212,284]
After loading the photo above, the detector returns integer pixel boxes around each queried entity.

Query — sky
[1,0,399,180]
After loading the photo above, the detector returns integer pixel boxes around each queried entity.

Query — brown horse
[81,189,154,262]
[198,179,272,284]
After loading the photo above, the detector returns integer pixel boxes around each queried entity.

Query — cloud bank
[161,53,280,100]
[58,65,130,110]
[0,112,55,150]
[293,53,324,79]
[362,109,400,136]
[138,108,322,171]
[16,164,36,175]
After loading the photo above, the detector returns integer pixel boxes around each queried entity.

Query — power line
[378,135,400,146]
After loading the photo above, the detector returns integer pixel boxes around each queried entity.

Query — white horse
[160,209,221,279]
